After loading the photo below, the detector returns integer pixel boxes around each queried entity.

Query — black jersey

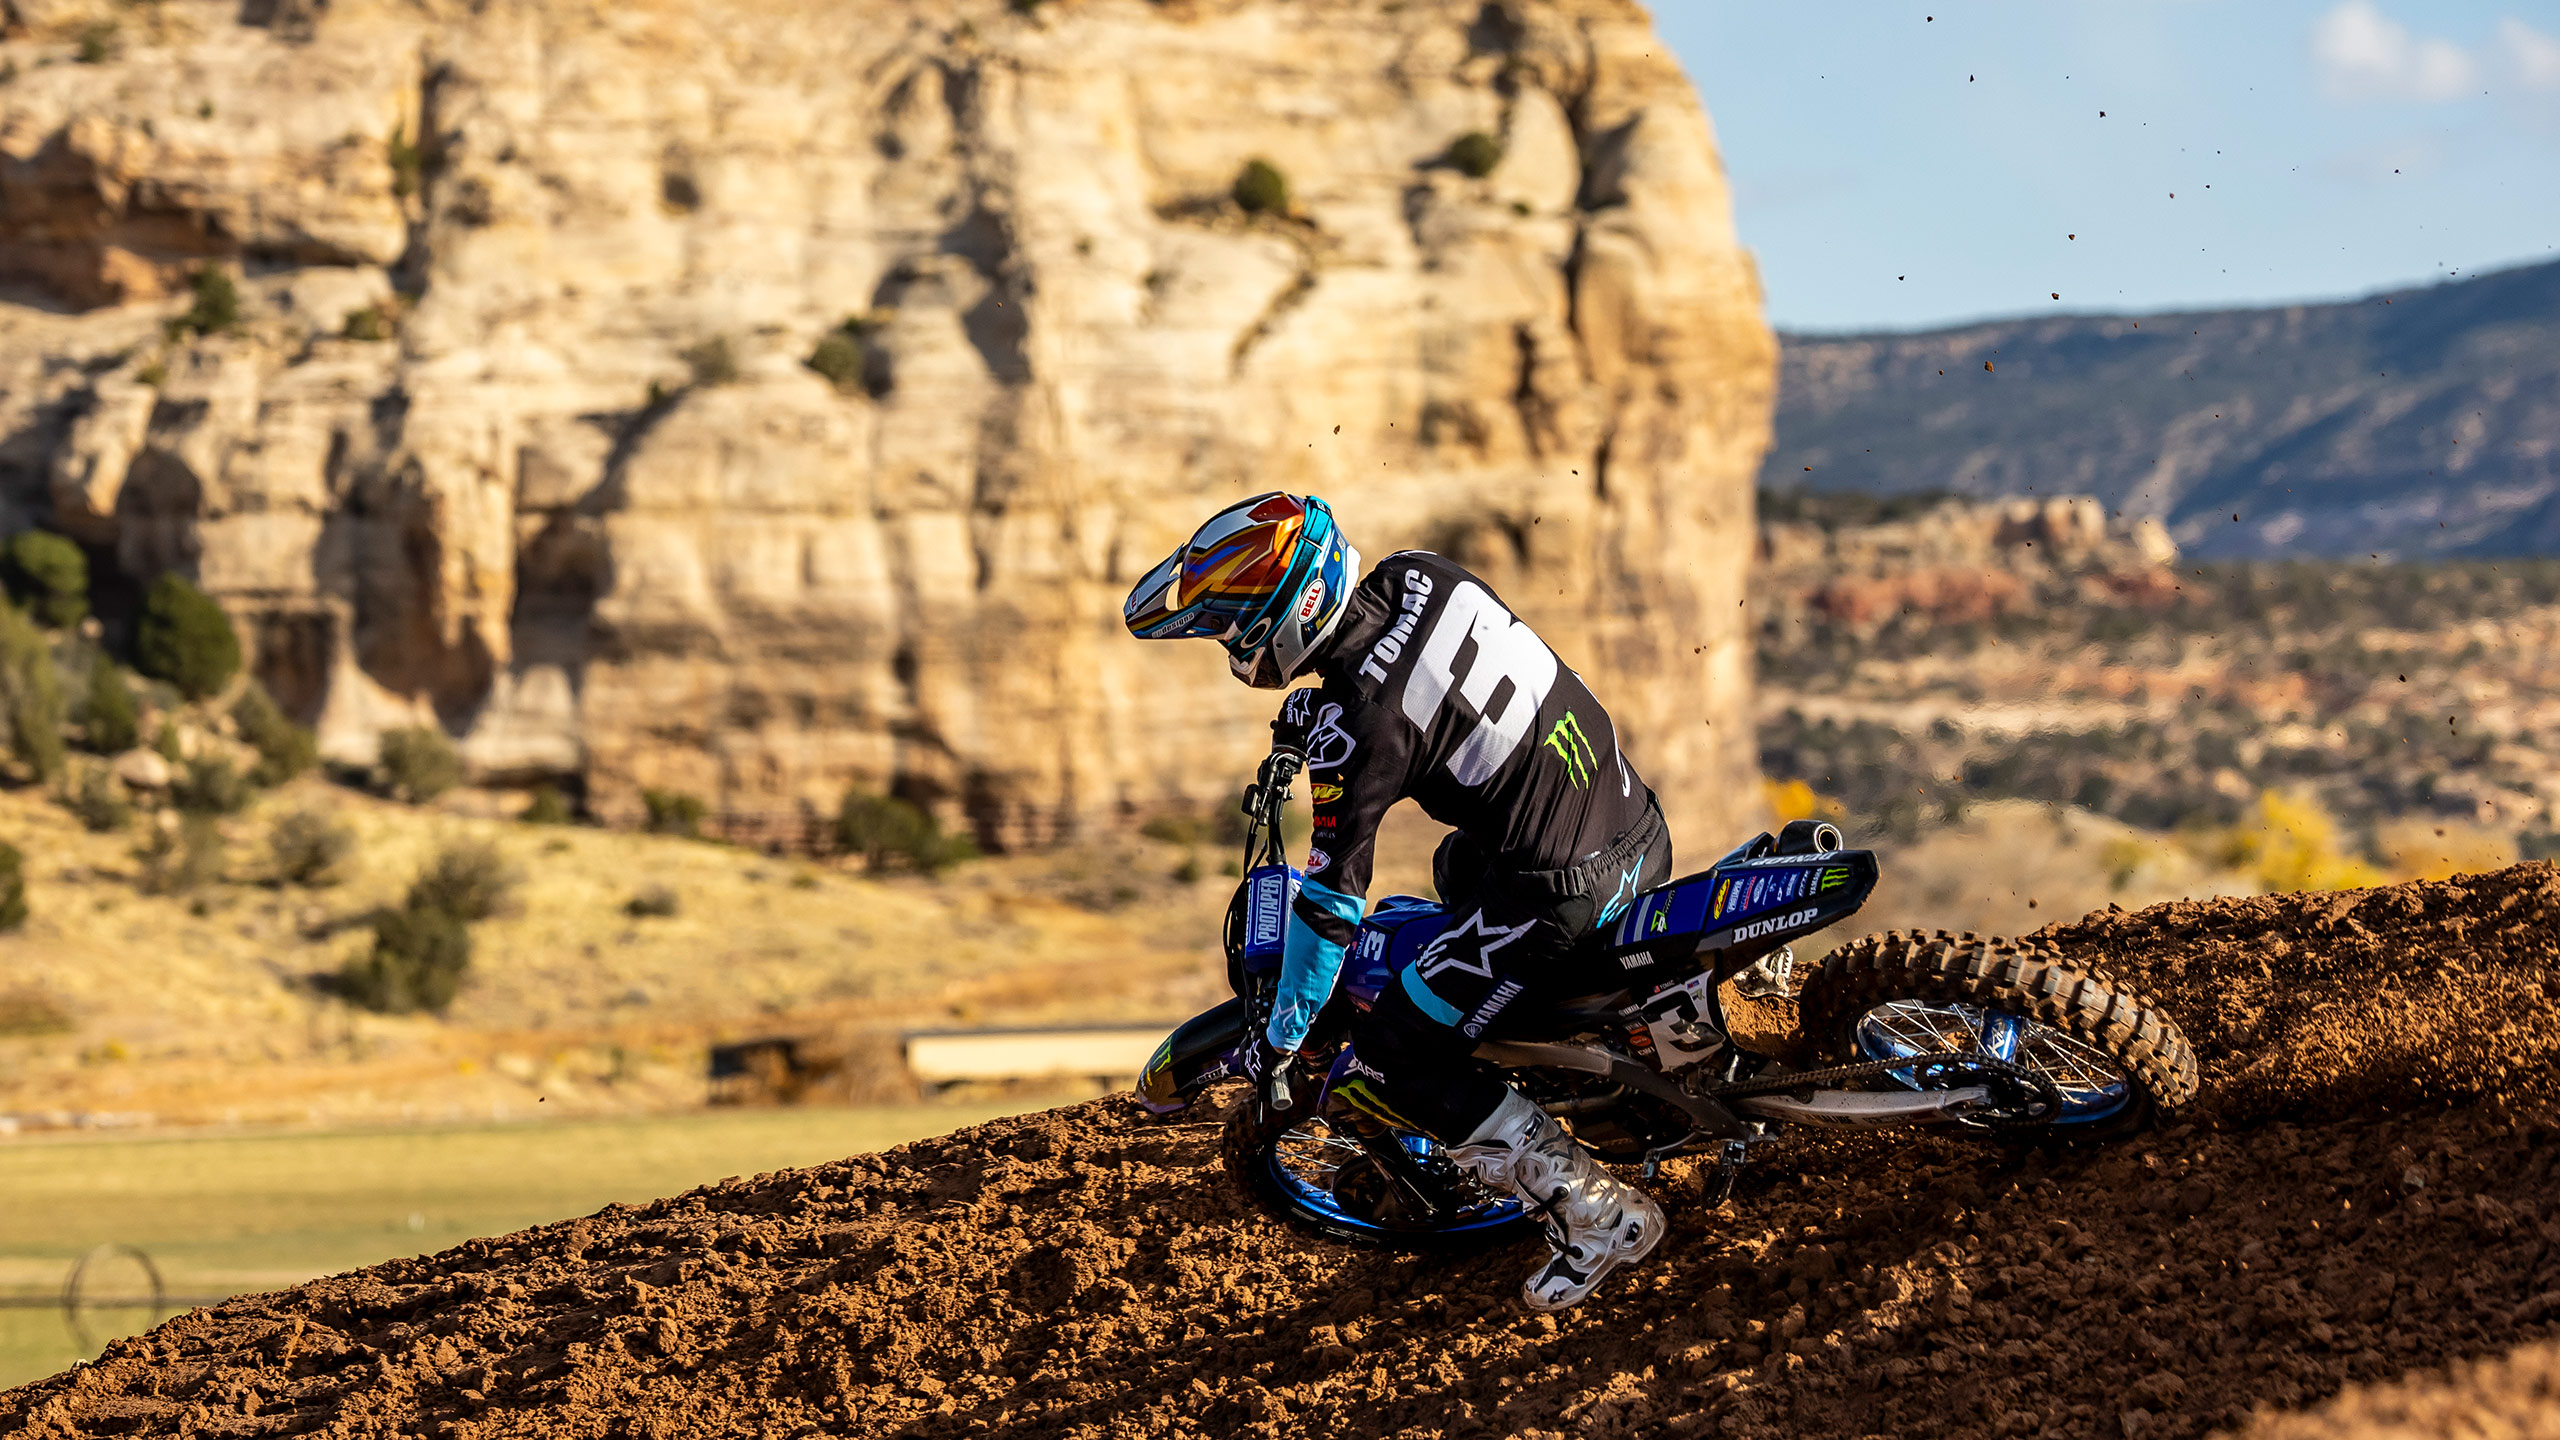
[1280,552,1651,909]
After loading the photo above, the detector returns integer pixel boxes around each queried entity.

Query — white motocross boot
[1451,1089,1666,1311]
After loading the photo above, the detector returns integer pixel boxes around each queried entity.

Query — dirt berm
[9,865,2560,1439]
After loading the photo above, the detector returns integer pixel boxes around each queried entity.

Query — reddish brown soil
[7,865,2559,1440]
[2228,1339,2560,1439]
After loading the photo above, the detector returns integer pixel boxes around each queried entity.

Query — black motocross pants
[1335,805,1670,1141]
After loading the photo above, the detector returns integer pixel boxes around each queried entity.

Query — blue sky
[1654,2,2560,333]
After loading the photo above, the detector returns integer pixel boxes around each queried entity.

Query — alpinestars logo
[1597,853,1645,924]
[1305,703,1358,770]
[1417,910,1535,981]
[1544,712,1597,788]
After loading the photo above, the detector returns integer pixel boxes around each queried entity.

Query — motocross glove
[1238,1035,1297,1111]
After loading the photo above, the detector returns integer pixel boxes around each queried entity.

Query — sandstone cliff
[0,0,1773,850]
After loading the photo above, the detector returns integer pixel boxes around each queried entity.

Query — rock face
[0,0,1773,850]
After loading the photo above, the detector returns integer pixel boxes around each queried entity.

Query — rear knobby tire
[1795,930,2200,1141]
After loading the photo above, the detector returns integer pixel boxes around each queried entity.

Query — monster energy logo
[1543,712,1597,787]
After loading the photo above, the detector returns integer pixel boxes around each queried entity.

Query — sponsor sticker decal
[1251,872,1286,946]
[1732,906,1817,943]
[1543,711,1598,788]
[1306,847,1332,871]
[1711,878,1733,919]
[1460,978,1525,1038]
[1310,782,1344,804]
[1294,577,1326,623]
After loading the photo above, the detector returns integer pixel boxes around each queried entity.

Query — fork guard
[1136,997,1248,1115]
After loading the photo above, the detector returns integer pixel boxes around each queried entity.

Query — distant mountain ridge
[1761,259,2560,558]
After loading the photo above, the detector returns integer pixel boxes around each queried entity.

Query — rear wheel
[1222,1106,1537,1252]
[1795,930,2199,1141]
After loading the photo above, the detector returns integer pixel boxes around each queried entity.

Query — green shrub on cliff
[378,726,463,803]
[269,808,354,887]
[80,654,139,755]
[1232,159,1290,216]
[232,682,317,785]
[172,755,251,816]
[642,789,707,839]
[1445,131,1504,179]
[0,842,26,932]
[1,531,88,628]
[837,790,976,874]
[135,573,240,701]
[0,603,65,783]
[167,267,243,340]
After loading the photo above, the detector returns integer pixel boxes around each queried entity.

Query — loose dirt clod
[7,866,2559,1439]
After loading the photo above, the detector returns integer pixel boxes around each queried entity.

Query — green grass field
[0,1101,1053,1388]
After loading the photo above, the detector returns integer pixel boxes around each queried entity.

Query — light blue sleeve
[1267,875,1366,1052]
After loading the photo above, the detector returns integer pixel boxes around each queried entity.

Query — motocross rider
[1124,492,1671,1311]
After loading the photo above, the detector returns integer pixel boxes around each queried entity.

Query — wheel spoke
[1267,1116,1524,1231]
[1855,998,2133,1123]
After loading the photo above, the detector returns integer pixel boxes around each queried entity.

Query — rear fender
[1135,998,1249,1115]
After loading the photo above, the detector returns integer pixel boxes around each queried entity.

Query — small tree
[681,337,739,387]
[1444,131,1504,179]
[337,842,510,1014]
[171,756,251,816]
[65,764,133,833]
[1,532,88,629]
[0,602,66,783]
[642,789,708,838]
[167,266,243,340]
[269,809,355,887]
[232,682,317,785]
[80,654,139,754]
[837,789,976,874]
[1232,159,1290,216]
[340,906,470,1014]
[378,725,463,803]
[805,315,889,397]
[135,573,241,701]
[0,842,25,932]
[405,841,516,922]
[138,815,226,895]
[521,784,573,825]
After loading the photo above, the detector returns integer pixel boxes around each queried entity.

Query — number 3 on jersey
[1401,582,1556,785]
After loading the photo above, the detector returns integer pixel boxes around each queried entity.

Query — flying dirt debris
[6,866,2559,1439]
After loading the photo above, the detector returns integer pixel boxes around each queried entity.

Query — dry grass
[0,782,1242,1127]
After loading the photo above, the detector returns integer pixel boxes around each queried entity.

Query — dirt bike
[1136,744,2201,1251]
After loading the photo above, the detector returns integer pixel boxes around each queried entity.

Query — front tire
[1221,1106,1538,1253]
[1795,930,2200,1141]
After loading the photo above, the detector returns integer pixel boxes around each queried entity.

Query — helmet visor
[1125,547,1257,641]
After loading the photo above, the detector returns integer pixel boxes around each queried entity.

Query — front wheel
[1221,1105,1538,1252]
[1794,930,2200,1141]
